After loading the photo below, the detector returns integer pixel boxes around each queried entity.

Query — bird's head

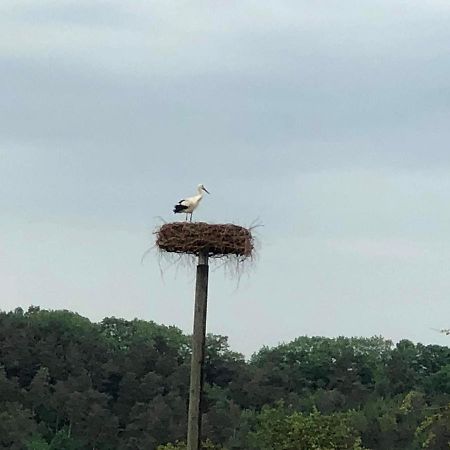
[198,184,210,194]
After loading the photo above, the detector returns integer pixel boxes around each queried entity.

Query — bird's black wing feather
[174,203,189,213]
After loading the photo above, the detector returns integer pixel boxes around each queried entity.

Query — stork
[173,184,210,222]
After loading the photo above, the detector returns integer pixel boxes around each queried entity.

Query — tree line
[0,306,449,449]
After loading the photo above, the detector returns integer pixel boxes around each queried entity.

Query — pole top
[198,250,208,265]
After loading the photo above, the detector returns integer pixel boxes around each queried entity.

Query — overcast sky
[1,0,450,356]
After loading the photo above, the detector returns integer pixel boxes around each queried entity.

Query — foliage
[248,402,367,450]
[156,439,226,450]
[0,306,449,449]
[415,403,450,449]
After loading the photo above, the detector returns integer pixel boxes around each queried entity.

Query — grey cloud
[1,1,450,351]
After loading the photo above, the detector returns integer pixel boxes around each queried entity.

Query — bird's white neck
[197,186,204,196]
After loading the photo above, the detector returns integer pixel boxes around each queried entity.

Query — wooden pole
[187,250,209,450]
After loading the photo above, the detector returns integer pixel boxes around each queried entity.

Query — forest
[0,306,449,450]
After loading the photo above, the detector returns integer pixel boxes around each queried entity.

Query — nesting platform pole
[155,222,254,450]
[187,250,209,450]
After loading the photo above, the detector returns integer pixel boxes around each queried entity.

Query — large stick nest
[155,222,254,259]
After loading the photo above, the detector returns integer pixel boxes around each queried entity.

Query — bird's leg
[190,213,193,222]
[185,213,188,221]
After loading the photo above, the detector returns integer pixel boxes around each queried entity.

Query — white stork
[173,184,210,222]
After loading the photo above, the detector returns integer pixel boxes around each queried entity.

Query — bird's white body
[178,193,203,213]
[173,184,210,221]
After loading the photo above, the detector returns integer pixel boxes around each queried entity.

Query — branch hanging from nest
[155,222,254,260]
